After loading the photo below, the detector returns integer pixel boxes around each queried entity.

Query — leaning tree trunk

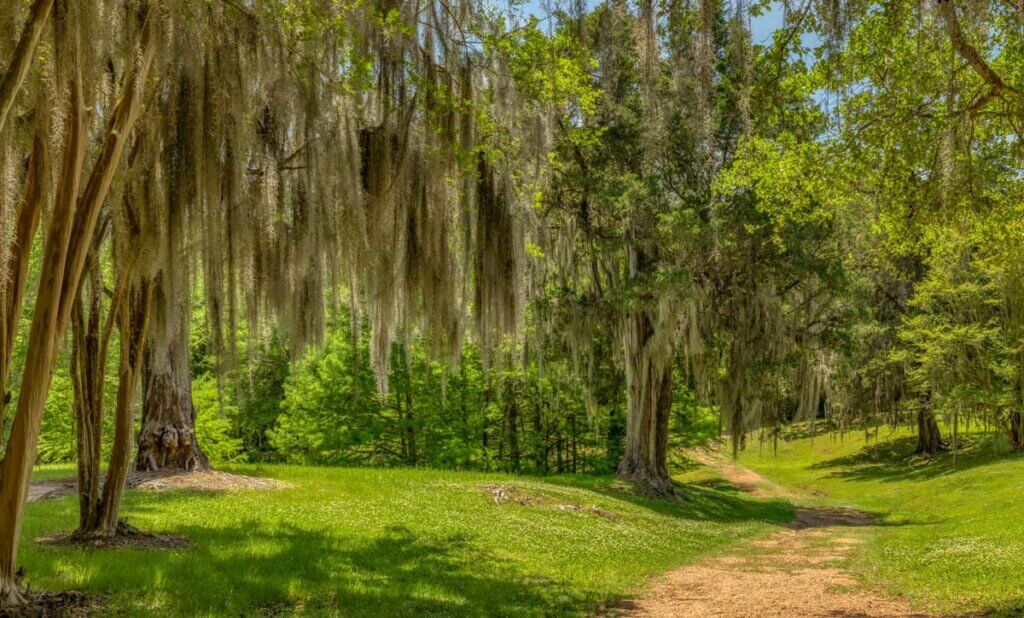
[915,392,947,455]
[0,5,153,602]
[617,309,675,495]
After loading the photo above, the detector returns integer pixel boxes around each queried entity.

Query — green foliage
[192,375,245,465]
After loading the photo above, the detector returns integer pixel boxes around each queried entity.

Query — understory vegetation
[0,0,1021,612]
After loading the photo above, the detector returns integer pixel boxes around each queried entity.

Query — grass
[737,425,1024,616]
[21,463,792,616]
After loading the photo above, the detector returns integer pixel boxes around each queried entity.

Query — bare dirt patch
[128,469,289,493]
[37,522,191,551]
[27,470,289,503]
[619,450,936,617]
[479,484,621,519]
[0,589,103,617]
[481,483,540,506]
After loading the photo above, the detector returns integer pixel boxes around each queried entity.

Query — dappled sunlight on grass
[19,464,792,616]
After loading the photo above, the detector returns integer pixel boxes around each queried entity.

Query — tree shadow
[809,434,1024,484]
[542,475,795,525]
[26,507,594,616]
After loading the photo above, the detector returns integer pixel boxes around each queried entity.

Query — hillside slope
[738,427,1024,615]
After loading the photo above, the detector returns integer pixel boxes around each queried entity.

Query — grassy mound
[20,464,791,616]
[738,426,1024,616]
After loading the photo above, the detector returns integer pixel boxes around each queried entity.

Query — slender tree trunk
[0,0,53,138]
[91,281,152,534]
[71,262,104,529]
[503,381,520,473]
[401,347,416,465]
[915,392,947,455]
[533,395,544,473]
[0,6,153,601]
[617,310,674,494]
[0,69,87,606]
[0,134,46,435]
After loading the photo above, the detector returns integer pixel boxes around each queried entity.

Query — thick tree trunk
[1009,411,1024,451]
[617,310,674,495]
[135,342,209,472]
[915,392,947,455]
[135,266,209,473]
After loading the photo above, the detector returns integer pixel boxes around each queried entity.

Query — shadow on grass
[543,474,795,526]
[27,501,589,616]
[21,469,802,617]
[809,434,1024,484]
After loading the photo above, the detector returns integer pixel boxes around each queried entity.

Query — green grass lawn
[21,464,792,616]
[737,425,1024,616]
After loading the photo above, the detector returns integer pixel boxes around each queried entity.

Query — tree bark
[1009,411,1024,451]
[0,0,53,138]
[91,280,152,533]
[617,309,675,495]
[0,133,47,433]
[135,338,209,472]
[502,379,520,473]
[0,4,154,599]
[915,392,947,455]
[71,261,104,529]
[0,66,87,606]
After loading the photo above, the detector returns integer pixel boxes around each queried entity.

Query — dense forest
[0,0,1021,611]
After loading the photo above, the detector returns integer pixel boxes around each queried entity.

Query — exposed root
[37,521,191,551]
[614,469,677,498]
[0,573,100,617]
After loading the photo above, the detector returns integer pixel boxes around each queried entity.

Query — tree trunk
[71,262,104,529]
[617,310,675,494]
[532,395,545,473]
[0,134,46,439]
[915,392,947,455]
[0,0,53,138]
[1009,411,1024,451]
[0,67,88,606]
[401,347,416,465]
[135,268,209,472]
[0,6,153,600]
[90,281,152,534]
[135,341,209,472]
[503,381,520,473]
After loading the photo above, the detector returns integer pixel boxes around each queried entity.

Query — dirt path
[27,470,288,503]
[619,448,934,618]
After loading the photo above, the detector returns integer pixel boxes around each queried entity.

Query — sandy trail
[619,448,934,618]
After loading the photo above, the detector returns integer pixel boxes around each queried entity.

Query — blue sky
[518,0,788,45]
